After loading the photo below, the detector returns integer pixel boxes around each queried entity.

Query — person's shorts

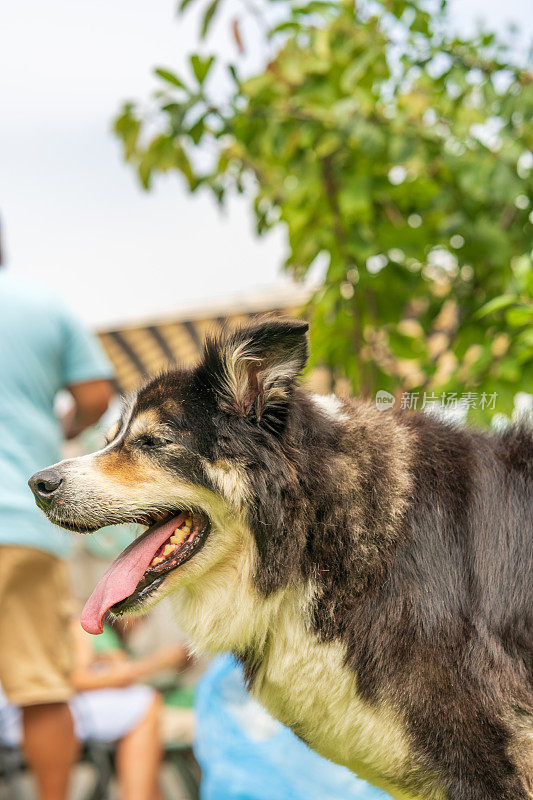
[0,545,73,705]
[0,685,156,746]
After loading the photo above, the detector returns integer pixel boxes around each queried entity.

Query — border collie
[30,319,533,799]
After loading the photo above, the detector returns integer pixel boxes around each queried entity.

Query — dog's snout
[29,468,63,506]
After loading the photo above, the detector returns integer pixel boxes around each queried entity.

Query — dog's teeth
[150,516,202,569]
[172,527,189,542]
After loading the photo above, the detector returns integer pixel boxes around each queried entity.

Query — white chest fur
[251,601,419,799]
[169,541,432,800]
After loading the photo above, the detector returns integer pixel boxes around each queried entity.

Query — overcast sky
[1,0,531,328]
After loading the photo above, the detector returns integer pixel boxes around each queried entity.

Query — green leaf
[227,64,239,86]
[268,21,301,37]
[178,0,197,13]
[410,9,431,35]
[189,116,205,144]
[291,1,337,16]
[200,0,220,39]
[389,0,407,19]
[516,329,533,348]
[338,177,371,218]
[497,359,521,382]
[113,105,141,160]
[154,68,186,89]
[475,295,517,319]
[505,306,533,327]
[388,331,425,359]
[190,54,215,85]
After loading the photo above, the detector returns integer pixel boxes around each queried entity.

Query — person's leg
[0,547,78,800]
[115,692,163,800]
[22,703,78,800]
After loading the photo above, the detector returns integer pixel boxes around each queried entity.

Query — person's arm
[57,303,115,437]
[62,379,114,439]
[71,646,188,691]
[69,622,188,692]
[71,657,147,692]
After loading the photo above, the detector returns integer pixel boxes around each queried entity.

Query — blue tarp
[195,655,392,800]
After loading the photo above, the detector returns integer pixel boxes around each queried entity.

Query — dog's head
[29,318,309,634]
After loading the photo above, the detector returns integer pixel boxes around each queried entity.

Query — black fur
[131,320,532,799]
[33,318,533,799]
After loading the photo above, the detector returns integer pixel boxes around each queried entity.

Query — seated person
[0,619,187,800]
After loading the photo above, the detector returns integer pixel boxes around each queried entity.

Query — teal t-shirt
[0,272,113,558]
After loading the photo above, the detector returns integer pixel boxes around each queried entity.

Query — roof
[96,286,316,395]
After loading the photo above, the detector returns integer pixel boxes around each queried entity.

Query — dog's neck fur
[170,518,289,656]
[169,522,431,800]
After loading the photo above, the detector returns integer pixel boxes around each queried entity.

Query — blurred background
[2,0,533,417]
[0,0,532,798]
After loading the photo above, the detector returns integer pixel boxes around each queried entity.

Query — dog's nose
[28,469,63,506]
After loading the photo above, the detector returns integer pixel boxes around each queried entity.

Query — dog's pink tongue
[81,513,188,635]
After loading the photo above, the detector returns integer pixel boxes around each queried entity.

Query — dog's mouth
[80,511,210,635]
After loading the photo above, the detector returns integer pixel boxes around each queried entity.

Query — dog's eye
[138,434,170,449]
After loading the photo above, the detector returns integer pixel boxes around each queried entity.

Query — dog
[29,318,532,799]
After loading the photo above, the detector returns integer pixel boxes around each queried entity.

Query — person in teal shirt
[0,226,115,800]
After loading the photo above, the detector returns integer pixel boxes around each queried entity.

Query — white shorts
[0,685,155,747]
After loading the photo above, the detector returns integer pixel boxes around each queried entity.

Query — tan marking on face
[161,398,179,415]
[127,409,164,441]
[95,449,142,486]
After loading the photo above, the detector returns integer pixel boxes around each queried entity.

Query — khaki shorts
[0,546,73,706]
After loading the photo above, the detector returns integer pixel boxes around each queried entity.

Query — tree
[114,0,533,422]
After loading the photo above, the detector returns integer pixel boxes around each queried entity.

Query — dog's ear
[202,318,309,427]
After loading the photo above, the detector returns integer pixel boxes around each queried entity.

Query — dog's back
[239,389,533,798]
[327,407,533,799]
[399,414,533,651]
